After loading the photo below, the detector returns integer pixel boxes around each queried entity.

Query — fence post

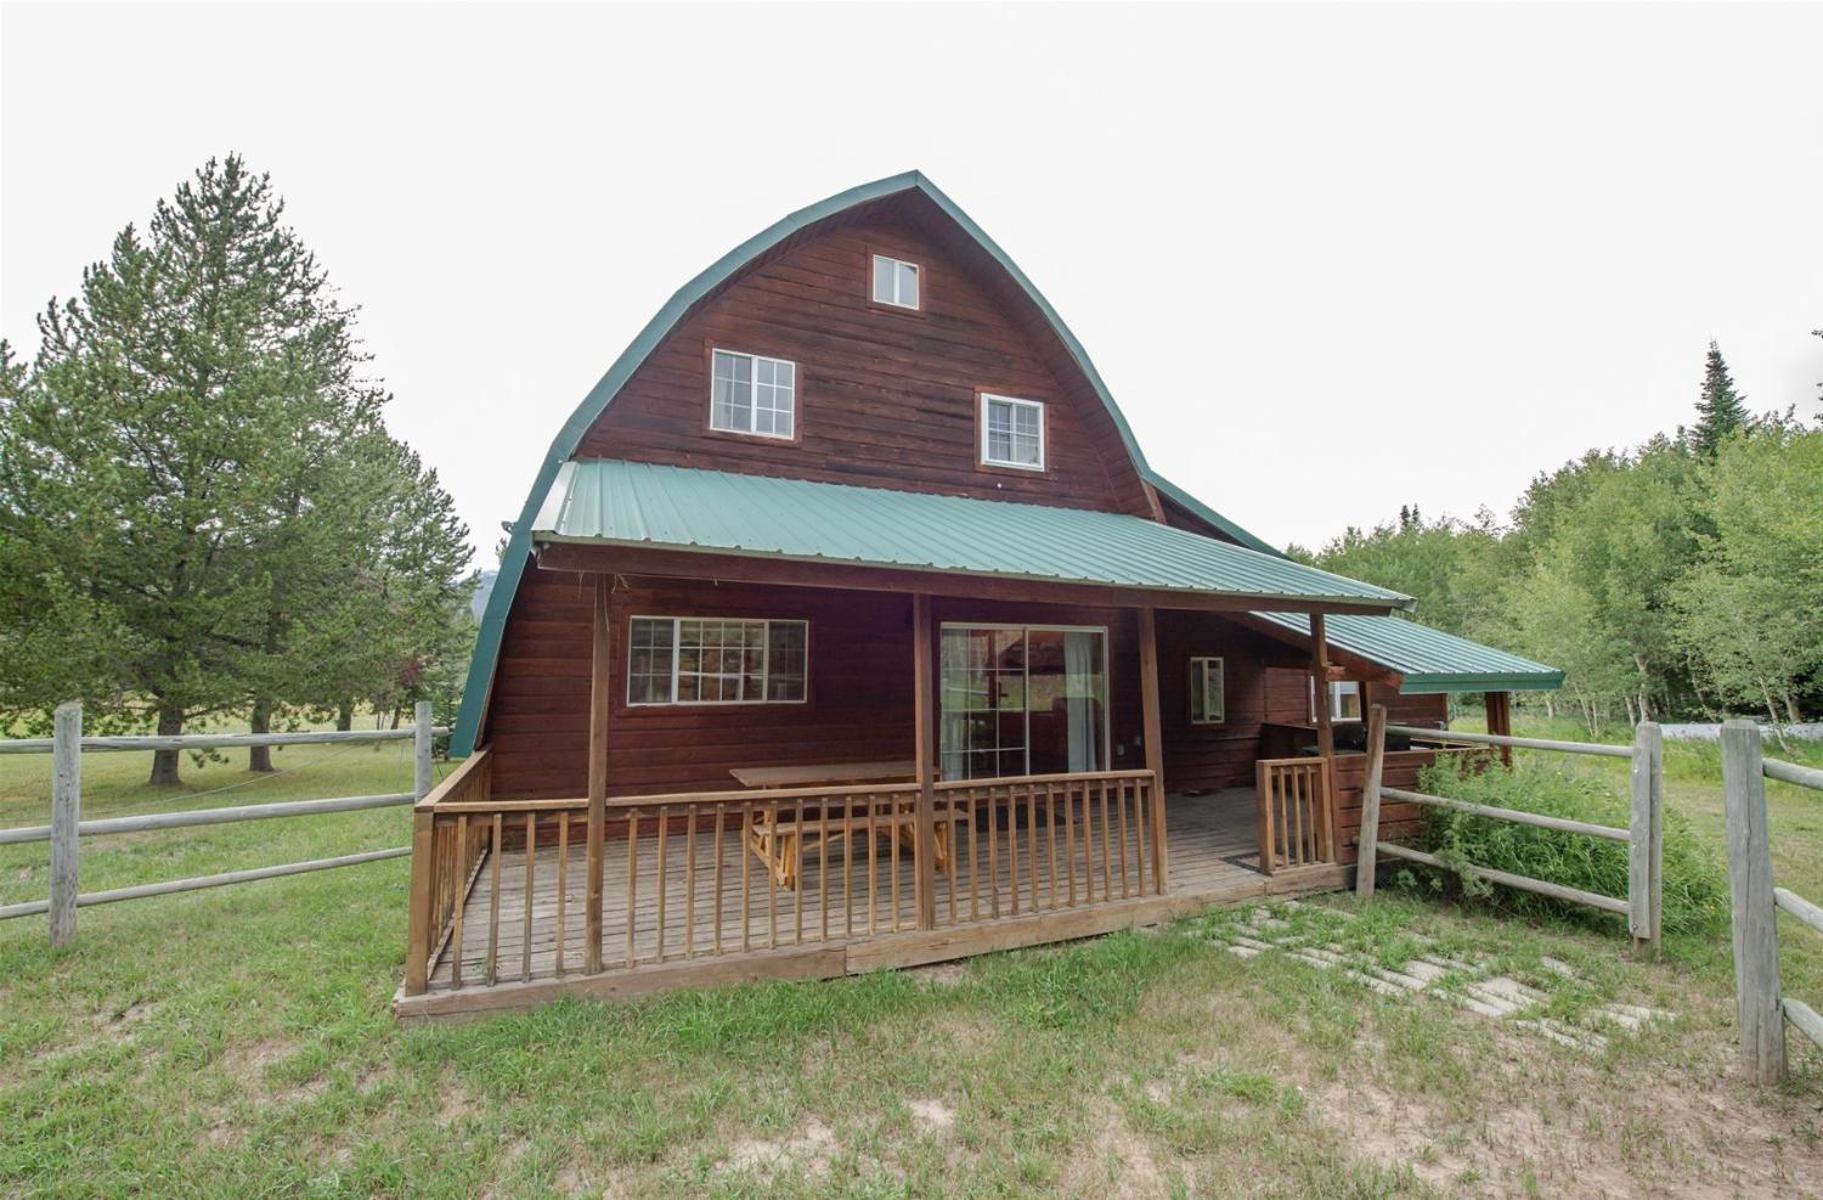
[413,701,434,801]
[1721,719,1785,1084]
[1628,721,1663,952]
[49,701,82,949]
[1355,703,1388,899]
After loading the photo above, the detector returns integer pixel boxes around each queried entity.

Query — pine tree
[0,156,471,783]
[1690,340,1749,458]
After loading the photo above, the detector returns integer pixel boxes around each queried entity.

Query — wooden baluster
[867,793,879,937]
[887,791,900,933]
[713,806,725,955]
[1099,779,1113,901]
[1007,784,1020,918]
[1116,779,1131,898]
[844,797,856,938]
[967,792,980,922]
[986,787,1000,918]
[684,804,697,959]
[626,809,640,968]
[1044,783,1059,910]
[768,800,779,950]
[451,814,468,989]
[945,794,958,927]
[1135,775,1151,889]
[1080,782,1096,903]
[820,797,831,943]
[740,801,752,953]
[655,805,669,961]
[1027,785,1040,913]
[555,814,569,977]
[1063,782,1078,906]
[522,813,536,982]
[486,813,503,986]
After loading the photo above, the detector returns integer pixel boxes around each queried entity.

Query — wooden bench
[731,762,954,890]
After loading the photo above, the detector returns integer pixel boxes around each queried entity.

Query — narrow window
[871,254,920,309]
[710,349,795,439]
[980,394,1045,470]
[1189,657,1225,725]
[627,616,809,706]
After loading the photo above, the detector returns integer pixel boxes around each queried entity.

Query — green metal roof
[534,460,1416,608]
[1250,611,1564,694]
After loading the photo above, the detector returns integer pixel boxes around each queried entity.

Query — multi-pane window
[871,254,920,309]
[627,617,808,705]
[939,625,1107,780]
[1189,657,1225,725]
[710,349,796,439]
[980,394,1044,470]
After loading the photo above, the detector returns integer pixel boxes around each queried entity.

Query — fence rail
[2,701,445,946]
[1356,706,1663,950]
[1722,719,1823,1083]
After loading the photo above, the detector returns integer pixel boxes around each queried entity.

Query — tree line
[1294,340,1823,741]
[0,156,476,783]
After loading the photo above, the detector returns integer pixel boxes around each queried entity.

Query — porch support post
[1485,691,1513,766]
[1309,613,1337,862]
[1138,607,1168,893]
[585,573,612,974]
[912,593,938,930]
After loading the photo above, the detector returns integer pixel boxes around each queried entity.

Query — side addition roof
[1250,610,1565,694]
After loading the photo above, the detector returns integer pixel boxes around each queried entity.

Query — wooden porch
[395,775,1343,1021]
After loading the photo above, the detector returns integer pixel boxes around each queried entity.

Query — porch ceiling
[532,459,1416,613]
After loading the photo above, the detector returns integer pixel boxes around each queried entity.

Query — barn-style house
[397,173,1560,1019]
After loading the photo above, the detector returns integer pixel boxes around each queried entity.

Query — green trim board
[532,460,1416,608]
[1248,611,1564,694]
[1143,469,1282,557]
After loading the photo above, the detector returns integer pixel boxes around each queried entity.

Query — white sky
[5,2,1821,562]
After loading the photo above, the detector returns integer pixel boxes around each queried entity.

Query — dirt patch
[908,1097,955,1133]
[721,1117,838,1180]
[1060,1099,1173,1196]
[906,961,969,988]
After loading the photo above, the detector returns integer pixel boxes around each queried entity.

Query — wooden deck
[398,789,1344,1020]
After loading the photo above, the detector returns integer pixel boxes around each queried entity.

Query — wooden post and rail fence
[0,700,444,947]
[1720,719,1823,1084]
[1354,703,1665,952]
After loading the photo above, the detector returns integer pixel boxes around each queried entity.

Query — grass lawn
[2,719,1821,1197]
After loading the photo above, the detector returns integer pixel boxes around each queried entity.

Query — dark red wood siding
[572,204,1152,516]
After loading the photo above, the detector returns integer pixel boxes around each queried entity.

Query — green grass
[2,718,1821,1196]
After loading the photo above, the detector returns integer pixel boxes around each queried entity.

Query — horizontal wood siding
[487,572,1146,800]
[1156,611,1306,793]
[573,205,1151,516]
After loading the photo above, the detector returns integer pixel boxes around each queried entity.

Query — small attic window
[871,255,920,309]
[980,394,1045,470]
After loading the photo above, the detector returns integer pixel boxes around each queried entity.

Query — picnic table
[730,761,955,889]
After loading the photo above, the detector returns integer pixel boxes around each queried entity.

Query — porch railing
[402,764,1161,995]
[1254,757,1334,873]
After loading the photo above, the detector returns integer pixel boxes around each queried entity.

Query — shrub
[1403,757,1727,936]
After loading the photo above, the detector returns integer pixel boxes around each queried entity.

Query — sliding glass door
[939,624,1108,780]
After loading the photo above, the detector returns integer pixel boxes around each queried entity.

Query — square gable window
[710,349,795,439]
[871,254,920,309]
[980,394,1044,470]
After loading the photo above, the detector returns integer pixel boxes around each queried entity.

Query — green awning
[533,460,1416,611]
[1250,611,1563,694]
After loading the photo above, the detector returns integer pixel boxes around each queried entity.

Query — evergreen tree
[1690,340,1749,457]
[0,156,471,783]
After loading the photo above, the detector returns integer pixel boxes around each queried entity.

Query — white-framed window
[980,394,1045,470]
[1189,657,1225,725]
[1310,678,1363,722]
[871,254,920,309]
[627,616,808,706]
[710,349,796,439]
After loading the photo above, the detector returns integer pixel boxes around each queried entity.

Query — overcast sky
[5,2,1821,563]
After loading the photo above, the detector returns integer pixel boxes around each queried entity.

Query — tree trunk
[1623,694,1637,727]
[149,702,185,786]
[1782,690,1803,726]
[335,700,354,732]
[248,698,274,773]
[1544,695,1555,720]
